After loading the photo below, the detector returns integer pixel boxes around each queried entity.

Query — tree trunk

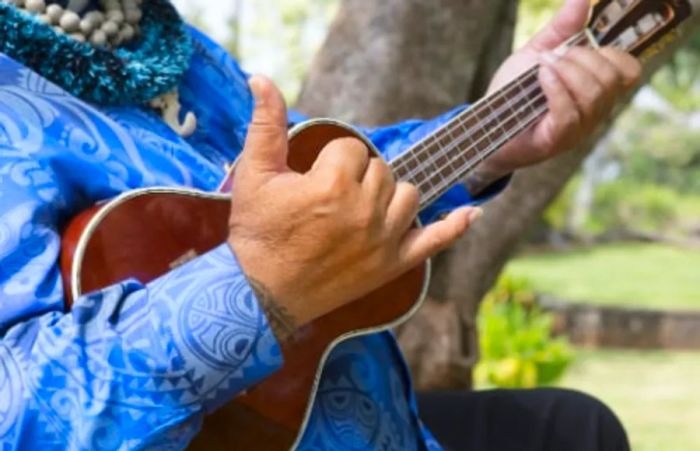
[297,0,700,390]
[296,0,518,390]
[296,0,518,123]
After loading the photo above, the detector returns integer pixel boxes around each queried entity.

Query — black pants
[417,388,630,451]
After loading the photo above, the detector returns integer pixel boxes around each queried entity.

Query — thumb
[241,75,290,173]
[526,0,590,52]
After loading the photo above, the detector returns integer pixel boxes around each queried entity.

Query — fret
[411,166,429,187]
[514,73,537,119]
[431,152,449,187]
[391,155,410,182]
[479,90,517,161]
[456,148,477,172]
[387,3,691,211]
[422,134,444,177]
[405,153,419,173]
[416,69,542,204]
[393,142,426,183]
[433,151,449,173]
[395,160,417,183]
[397,150,419,175]
[450,114,477,170]
[462,116,486,162]
[510,85,535,125]
[437,129,453,150]
[456,112,478,152]
[473,108,493,163]
[486,75,544,155]
[427,75,545,206]
[397,55,552,209]
[392,163,408,181]
[532,89,548,109]
[485,93,509,135]
[431,126,456,178]
[418,175,438,202]
[503,92,521,132]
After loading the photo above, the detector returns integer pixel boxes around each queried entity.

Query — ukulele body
[57,1,697,449]
[60,119,430,451]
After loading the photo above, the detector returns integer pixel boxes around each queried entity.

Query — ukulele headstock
[587,0,692,58]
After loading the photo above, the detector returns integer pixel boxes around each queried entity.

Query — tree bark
[297,0,700,390]
[297,0,518,390]
[296,0,518,123]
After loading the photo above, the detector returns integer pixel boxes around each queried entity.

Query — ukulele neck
[389,31,597,210]
[389,0,691,211]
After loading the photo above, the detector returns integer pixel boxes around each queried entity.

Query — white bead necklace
[4,0,143,48]
[3,0,198,137]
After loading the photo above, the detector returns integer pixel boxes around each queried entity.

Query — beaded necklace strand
[0,0,198,136]
[12,0,143,48]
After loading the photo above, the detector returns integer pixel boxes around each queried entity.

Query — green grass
[680,196,700,214]
[507,243,700,310]
[558,349,700,451]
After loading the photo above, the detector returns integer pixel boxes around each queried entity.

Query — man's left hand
[473,0,642,185]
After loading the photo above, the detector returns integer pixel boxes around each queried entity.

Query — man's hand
[466,0,642,194]
[228,76,482,341]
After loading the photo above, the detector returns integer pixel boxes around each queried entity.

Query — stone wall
[541,297,700,350]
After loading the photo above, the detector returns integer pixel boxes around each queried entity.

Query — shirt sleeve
[0,167,282,448]
[288,106,510,224]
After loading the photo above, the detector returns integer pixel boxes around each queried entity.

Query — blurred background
[173,1,700,449]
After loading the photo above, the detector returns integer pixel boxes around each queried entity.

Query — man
[0,0,639,449]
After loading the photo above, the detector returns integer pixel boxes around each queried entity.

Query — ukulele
[59,0,692,449]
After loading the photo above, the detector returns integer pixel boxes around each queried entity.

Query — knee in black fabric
[540,388,630,451]
[416,389,630,451]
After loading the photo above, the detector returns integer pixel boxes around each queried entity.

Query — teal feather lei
[0,0,193,106]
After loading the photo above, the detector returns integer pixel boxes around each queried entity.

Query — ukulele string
[412,72,545,195]
[419,93,549,206]
[390,29,592,187]
[419,32,627,207]
[392,29,591,181]
[410,35,598,204]
[390,63,541,178]
[420,97,547,206]
[399,66,541,179]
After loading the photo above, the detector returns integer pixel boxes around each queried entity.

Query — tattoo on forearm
[250,278,298,342]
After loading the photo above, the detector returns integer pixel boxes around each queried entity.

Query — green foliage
[475,275,574,389]
[611,108,700,195]
[516,0,564,47]
[543,175,581,231]
[508,243,700,310]
[588,181,679,234]
[542,103,700,239]
[652,32,700,113]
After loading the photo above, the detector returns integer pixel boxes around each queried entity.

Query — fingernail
[248,75,264,100]
[541,47,569,65]
[540,52,558,65]
[553,45,569,58]
[468,207,484,222]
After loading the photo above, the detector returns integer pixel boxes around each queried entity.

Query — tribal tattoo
[249,278,299,342]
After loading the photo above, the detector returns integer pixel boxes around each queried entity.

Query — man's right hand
[227,76,482,340]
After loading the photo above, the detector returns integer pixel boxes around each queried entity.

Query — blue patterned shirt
[0,27,491,450]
